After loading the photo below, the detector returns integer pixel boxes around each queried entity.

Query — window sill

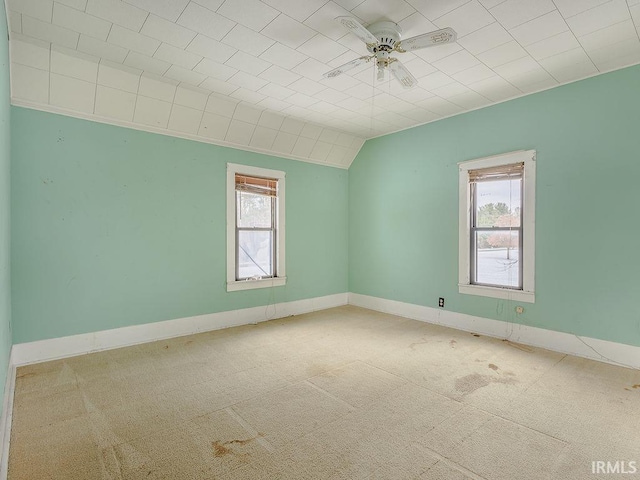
[458,284,535,303]
[227,277,287,292]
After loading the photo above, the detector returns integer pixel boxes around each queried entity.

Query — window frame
[458,150,536,303]
[227,163,286,292]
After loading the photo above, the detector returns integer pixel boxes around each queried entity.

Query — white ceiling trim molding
[11,98,358,169]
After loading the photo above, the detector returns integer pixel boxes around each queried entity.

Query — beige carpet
[8,306,640,479]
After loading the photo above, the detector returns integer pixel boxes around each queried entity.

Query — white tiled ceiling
[6,0,640,168]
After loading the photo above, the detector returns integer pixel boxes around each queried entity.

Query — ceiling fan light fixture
[323,17,457,89]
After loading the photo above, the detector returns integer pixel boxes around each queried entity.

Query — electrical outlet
[515,306,524,314]
[438,297,445,308]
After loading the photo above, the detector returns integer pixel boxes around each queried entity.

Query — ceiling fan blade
[323,56,372,79]
[396,27,457,52]
[335,16,379,45]
[389,59,418,89]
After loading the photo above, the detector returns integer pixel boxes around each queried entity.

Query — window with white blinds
[458,151,536,303]
[227,164,286,292]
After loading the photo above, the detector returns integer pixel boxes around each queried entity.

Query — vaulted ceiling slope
[6,0,640,168]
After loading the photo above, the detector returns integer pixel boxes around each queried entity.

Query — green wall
[11,108,348,343]
[1,2,13,409]
[350,64,640,347]
[9,61,640,349]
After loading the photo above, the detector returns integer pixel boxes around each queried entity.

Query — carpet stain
[502,339,533,352]
[455,373,517,395]
[449,340,457,348]
[472,334,480,337]
[227,438,254,446]
[488,364,499,371]
[212,441,232,457]
[163,345,169,350]
[632,384,640,389]
[212,436,260,457]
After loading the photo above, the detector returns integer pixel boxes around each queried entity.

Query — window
[227,163,285,292]
[458,150,536,303]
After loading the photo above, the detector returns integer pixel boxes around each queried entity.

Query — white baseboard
[1,291,638,478]
[349,293,640,370]
[11,293,348,366]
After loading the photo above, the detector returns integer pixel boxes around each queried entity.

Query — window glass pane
[238,230,273,279]
[475,230,520,288]
[475,179,521,228]
[236,191,273,228]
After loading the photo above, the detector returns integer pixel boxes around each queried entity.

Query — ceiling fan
[323,17,457,89]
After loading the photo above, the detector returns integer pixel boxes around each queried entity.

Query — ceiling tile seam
[483,5,559,89]
[135,22,166,58]
[48,37,52,103]
[406,0,468,21]
[522,28,576,62]
[622,1,640,44]
[552,1,616,74]
[431,0,475,23]
[430,51,516,103]
[555,0,626,21]
[138,10,150,34]
[457,23,513,56]
[10,54,51,73]
[182,32,199,54]
[566,21,628,73]
[53,0,86,13]
[131,58,142,123]
[299,0,338,25]
[256,6,282,36]
[348,0,367,12]
[103,20,114,52]
[73,13,80,49]
[175,0,192,28]
[164,71,182,131]
[295,33,352,67]
[489,2,557,31]
[5,0,17,70]
[91,41,99,114]
[630,2,640,33]
[53,2,113,40]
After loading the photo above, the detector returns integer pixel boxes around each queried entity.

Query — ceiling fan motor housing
[366,21,402,69]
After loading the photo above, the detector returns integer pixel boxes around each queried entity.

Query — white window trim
[227,163,286,292]
[458,150,536,303]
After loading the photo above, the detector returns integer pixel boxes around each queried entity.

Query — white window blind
[468,162,524,182]
[235,174,277,196]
